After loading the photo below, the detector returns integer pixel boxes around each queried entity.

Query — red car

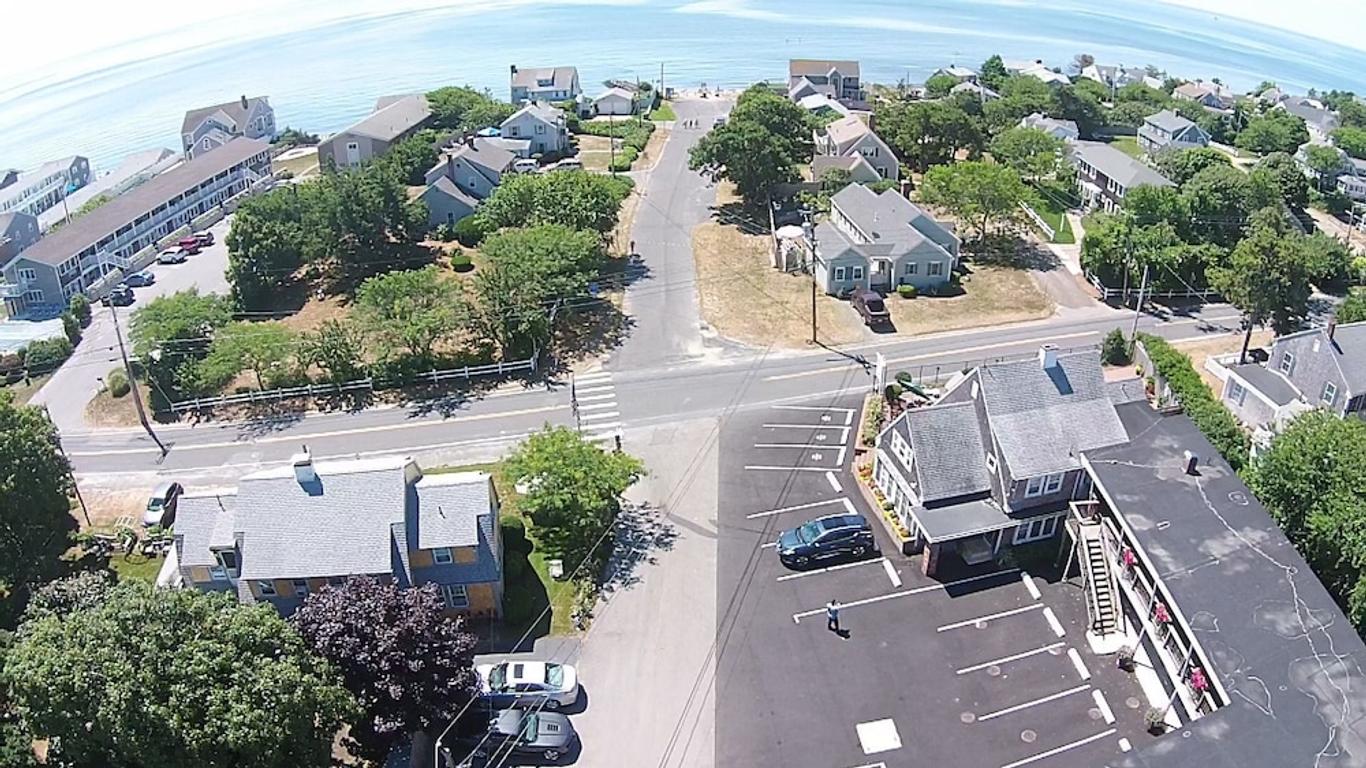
[176,236,202,254]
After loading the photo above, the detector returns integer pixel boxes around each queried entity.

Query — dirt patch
[1173,330,1272,393]
[276,292,353,334]
[634,125,670,171]
[1,372,52,406]
[885,267,1055,336]
[78,486,150,531]
[85,379,155,429]
[611,188,642,258]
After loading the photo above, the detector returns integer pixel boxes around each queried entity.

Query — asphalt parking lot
[715,394,1148,768]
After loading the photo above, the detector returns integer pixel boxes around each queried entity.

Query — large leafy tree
[1250,151,1310,210]
[426,86,513,133]
[1303,144,1348,191]
[293,577,478,764]
[1338,289,1366,324]
[299,319,367,383]
[918,160,1030,245]
[1247,413,1366,633]
[988,126,1065,181]
[1333,126,1366,160]
[729,85,814,162]
[979,55,1008,91]
[226,190,307,310]
[877,100,984,172]
[925,73,959,99]
[2,583,353,768]
[1153,147,1230,186]
[354,266,469,362]
[475,224,603,356]
[1234,109,1309,155]
[1209,207,1314,361]
[504,426,644,569]
[129,289,233,400]
[197,321,296,391]
[478,171,630,238]
[0,392,75,616]
[689,87,813,206]
[1180,163,1274,246]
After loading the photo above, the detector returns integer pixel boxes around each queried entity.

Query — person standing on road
[826,600,841,633]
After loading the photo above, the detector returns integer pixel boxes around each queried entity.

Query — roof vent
[292,445,317,484]
[1039,344,1059,370]
[1183,450,1199,475]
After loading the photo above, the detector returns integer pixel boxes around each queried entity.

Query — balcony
[0,281,25,299]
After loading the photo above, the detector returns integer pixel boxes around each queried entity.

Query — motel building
[874,346,1366,765]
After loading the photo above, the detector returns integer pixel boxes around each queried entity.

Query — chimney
[1038,344,1059,370]
[1328,317,1338,343]
[240,94,249,111]
[292,445,317,484]
[510,64,518,77]
[1183,450,1199,475]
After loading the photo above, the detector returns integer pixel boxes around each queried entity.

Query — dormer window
[434,548,454,565]
[210,549,239,580]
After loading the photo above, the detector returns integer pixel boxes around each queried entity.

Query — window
[851,266,865,280]
[292,579,309,597]
[1024,473,1065,498]
[535,124,546,134]
[1013,515,1060,545]
[434,548,454,565]
[1279,351,1295,375]
[927,262,944,277]
[891,432,913,468]
[1322,381,1338,407]
[904,262,918,276]
[441,584,469,609]
[257,581,277,596]
[346,142,359,151]
[1227,379,1247,406]
[201,138,210,150]
[834,266,847,281]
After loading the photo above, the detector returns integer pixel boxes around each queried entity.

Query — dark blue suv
[776,513,877,568]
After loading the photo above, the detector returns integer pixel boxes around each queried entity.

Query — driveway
[30,216,234,432]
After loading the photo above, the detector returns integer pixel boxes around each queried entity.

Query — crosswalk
[573,370,621,445]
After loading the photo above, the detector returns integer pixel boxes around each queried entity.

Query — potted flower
[1121,548,1137,570]
[1188,666,1209,695]
[1143,706,1167,735]
[1116,645,1136,672]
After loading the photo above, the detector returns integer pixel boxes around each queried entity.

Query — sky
[0,0,1362,91]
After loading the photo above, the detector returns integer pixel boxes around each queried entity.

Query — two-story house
[1020,112,1079,142]
[181,96,276,159]
[813,115,900,181]
[1220,319,1365,429]
[500,102,569,156]
[873,346,1129,574]
[1172,81,1234,111]
[1069,141,1174,213]
[171,451,504,618]
[788,59,863,103]
[420,138,516,228]
[811,183,958,295]
[510,65,581,104]
[1277,98,1340,144]
[1079,64,1162,92]
[0,156,91,219]
[317,95,432,170]
[1137,110,1211,155]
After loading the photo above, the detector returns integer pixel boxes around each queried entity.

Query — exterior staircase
[1078,520,1120,636]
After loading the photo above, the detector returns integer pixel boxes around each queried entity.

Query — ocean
[2,0,1365,172]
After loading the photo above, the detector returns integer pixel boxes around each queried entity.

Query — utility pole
[110,304,167,455]
[802,211,820,344]
[1130,262,1150,341]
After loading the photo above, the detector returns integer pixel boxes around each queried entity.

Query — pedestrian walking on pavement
[826,599,841,633]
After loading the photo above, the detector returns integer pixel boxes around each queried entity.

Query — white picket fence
[1019,200,1055,241]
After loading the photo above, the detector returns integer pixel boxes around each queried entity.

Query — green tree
[225,189,307,309]
[293,577,477,764]
[475,224,604,357]
[426,86,513,133]
[1250,151,1310,210]
[1337,99,1366,130]
[504,426,644,569]
[925,73,959,99]
[129,290,232,399]
[376,133,440,186]
[1304,144,1348,191]
[298,319,366,383]
[1153,147,1230,186]
[1338,289,1366,324]
[1234,109,1309,155]
[919,161,1031,245]
[477,171,630,238]
[877,100,984,172]
[1301,232,1354,291]
[988,126,1065,181]
[979,55,1008,91]
[1101,328,1131,365]
[1051,84,1106,138]
[689,119,802,205]
[354,266,468,362]
[1332,126,1366,160]
[0,391,75,615]
[473,260,549,359]
[198,321,296,391]
[729,84,815,162]
[1180,163,1273,246]
[3,583,353,768]
[67,293,90,326]
[1209,207,1314,361]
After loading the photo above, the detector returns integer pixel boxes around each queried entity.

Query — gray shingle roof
[413,472,489,549]
[978,350,1129,477]
[346,95,431,142]
[14,138,269,267]
[789,59,860,78]
[829,184,958,256]
[1316,321,1366,392]
[173,490,238,568]
[823,115,872,153]
[903,402,992,502]
[1144,109,1196,134]
[425,177,480,211]
[180,96,269,137]
[1070,141,1174,190]
[1229,363,1300,405]
[511,66,578,91]
[1281,99,1339,133]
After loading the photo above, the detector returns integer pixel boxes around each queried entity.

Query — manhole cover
[1021,730,1037,744]
[960,712,976,724]
[1125,697,1142,709]
[986,665,1002,677]
[1088,708,1103,720]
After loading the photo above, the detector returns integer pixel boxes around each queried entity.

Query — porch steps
[1078,521,1120,636]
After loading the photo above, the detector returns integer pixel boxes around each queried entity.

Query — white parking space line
[1118,737,1132,752]
[745,466,833,472]
[776,557,886,582]
[1042,606,1066,637]
[575,384,615,394]
[1092,690,1115,724]
[977,684,1091,722]
[845,763,887,768]
[746,498,845,519]
[937,603,1042,632]
[844,410,854,425]
[1068,648,1091,680]
[882,559,902,588]
[1021,571,1041,600]
[836,445,847,465]
[774,405,856,414]
[577,393,616,403]
[842,498,858,515]
[955,642,1066,675]
[999,729,1116,768]
[826,471,843,492]
[763,424,852,436]
[578,401,618,412]
[792,569,1019,622]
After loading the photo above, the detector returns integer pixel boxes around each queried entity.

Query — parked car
[157,247,189,264]
[512,158,539,174]
[476,661,580,711]
[191,230,214,247]
[123,270,155,287]
[850,288,891,327]
[458,709,577,764]
[713,115,727,127]
[143,481,183,527]
[101,285,134,307]
[550,158,582,171]
[176,237,202,254]
[776,513,877,568]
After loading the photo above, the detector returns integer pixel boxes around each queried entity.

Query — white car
[475,661,580,710]
[156,246,189,264]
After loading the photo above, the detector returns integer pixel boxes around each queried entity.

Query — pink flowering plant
[1154,603,1171,624]
[1121,548,1137,568]
[1189,667,1209,693]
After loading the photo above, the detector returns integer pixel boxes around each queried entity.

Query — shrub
[106,368,131,398]
[68,293,92,326]
[1137,334,1248,470]
[62,312,81,345]
[884,383,904,402]
[860,396,885,447]
[23,337,73,371]
[1101,328,1132,365]
[0,353,22,384]
[448,250,473,273]
[897,284,917,298]
[452,215,487,247]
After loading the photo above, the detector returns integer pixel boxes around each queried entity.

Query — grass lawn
[647,101,677,121]
[274,148,320,178]
[574,134,616,172]
[884,266,1054,336]
[1109,136,1144,159]
[1029,196,1075,245]
[429,462,578,636]
[107,552,166,584]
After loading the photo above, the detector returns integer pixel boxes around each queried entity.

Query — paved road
[30,216,233,432]
[614,96,733,369]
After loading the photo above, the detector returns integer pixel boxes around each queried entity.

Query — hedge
[1137,333,1249,470]
[23,337,73,372]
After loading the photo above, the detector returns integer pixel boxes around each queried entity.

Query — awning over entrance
[911,497,1017,543]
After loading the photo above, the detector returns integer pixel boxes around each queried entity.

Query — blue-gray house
[813,184,960,296]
